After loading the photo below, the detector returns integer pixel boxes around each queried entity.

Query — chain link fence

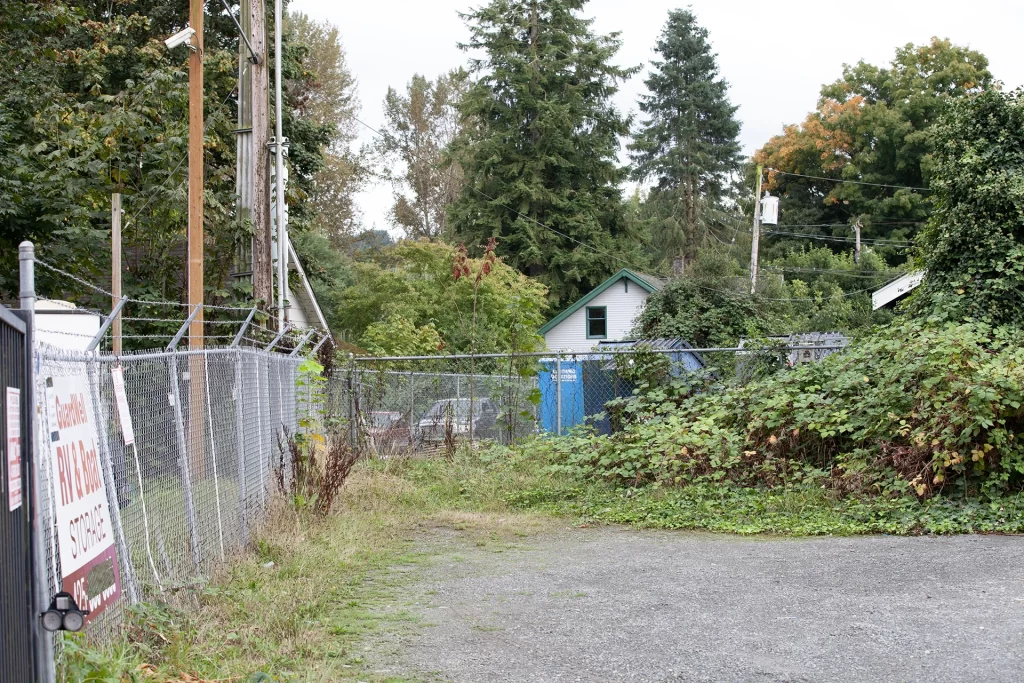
[340,342,847,456]
[33,343,313,644]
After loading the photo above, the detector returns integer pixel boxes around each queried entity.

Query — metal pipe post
[234,348,249,546]
[85,356,140,603]
[167,354,203,571]
[19,242,35,311]
[555,353,562,436]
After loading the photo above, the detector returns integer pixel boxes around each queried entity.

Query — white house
[539,269,665,353]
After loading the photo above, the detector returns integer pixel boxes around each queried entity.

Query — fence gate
[0,306,37,680]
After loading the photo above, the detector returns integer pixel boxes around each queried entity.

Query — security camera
[164,27,197,51]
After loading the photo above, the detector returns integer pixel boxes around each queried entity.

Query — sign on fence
[6,387,21,511]
[110,366,134,446]
[45,375,121,624]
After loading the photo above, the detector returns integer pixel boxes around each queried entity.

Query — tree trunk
[251,0,273,310]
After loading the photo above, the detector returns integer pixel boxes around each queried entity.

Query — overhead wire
[765,168,931,192]
[351,119,896,304]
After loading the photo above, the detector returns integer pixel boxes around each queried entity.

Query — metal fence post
[166,352,203,571]
[409,371,415,436]
[233,347,249,547]
[347,354,356,449]
[85,355,140,604]
[20,242,55,683]
[555,352,562,437]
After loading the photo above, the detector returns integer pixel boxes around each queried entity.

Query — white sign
[557,368,578,383]
[110,366,135,446]
[46,375,121,623]
[6,387,21,511]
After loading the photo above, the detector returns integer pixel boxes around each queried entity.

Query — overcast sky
[290,0,1024,235]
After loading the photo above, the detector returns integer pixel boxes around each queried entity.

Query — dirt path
[374,527,1024,682]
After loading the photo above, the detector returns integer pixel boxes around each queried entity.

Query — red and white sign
[6,386,21,511]
[110,366,135,446]
[46,375,121,624]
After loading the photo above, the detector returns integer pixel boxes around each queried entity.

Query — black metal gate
[0,305,37,681]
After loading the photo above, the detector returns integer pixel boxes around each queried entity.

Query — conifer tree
[449,0,639,306]
[629,9,741,272]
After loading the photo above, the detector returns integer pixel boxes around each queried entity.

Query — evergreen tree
[628,9,741,272]
[449,0,639,306]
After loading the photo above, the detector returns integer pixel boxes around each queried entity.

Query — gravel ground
[380,527,1024,682]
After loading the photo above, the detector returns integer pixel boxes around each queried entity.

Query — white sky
[290,0,1024,235]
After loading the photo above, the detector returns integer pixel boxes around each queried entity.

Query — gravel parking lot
[383,528,1024,682]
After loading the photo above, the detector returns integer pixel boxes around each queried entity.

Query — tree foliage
[449,0,639,307]
[289,12,366,242]
[330,240,548,354]
[378,70,468,240]
[753,38,994,263]
[914,88,1024,327]
[629,9,741,271]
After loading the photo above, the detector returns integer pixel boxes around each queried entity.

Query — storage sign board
[46,375,121,623]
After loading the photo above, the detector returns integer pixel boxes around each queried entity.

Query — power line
[762,266,906,279]
[352,117,891,304]
[765,231,912,247]
[765,168,931,192]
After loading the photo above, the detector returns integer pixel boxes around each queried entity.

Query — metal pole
[85,356,140,603]
[20,244,55,683]
[750,165,763,295]
[19,242,35,311]
[409,372,415,436]
[264,322,290,353]
[274,0,286,328]
[348,354,356,449]
[234,348,249,546]
[288,328,316,357]
[202,354,225,561]
[555,353,562,437]
[167,353,203,571]
[86,297,128,353]
[167,304,204,352]
[310,331,331,356]
[231,306,258,347]
[111,193,123,355]
[854,220,862,264]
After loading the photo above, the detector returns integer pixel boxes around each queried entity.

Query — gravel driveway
[381,527,1024,682]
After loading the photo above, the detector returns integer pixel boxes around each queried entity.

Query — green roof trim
[538,269,660,336]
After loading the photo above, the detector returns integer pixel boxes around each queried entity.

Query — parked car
[364,411,410,451]
[417,398,500,445]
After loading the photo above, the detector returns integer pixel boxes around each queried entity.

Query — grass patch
[63,440,1023,680]
[60,452,556,683]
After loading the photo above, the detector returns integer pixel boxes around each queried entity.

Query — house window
[586,306,607,339]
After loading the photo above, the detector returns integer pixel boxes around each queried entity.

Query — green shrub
[542,320,1024,499]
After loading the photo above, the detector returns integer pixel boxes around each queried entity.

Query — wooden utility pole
[111,192,122,355]
[853,220,862,264]
[188,0,206,480]
[188,0,204,348]
[251,0,273,311]
[274,0,288,328]
[749,165,763,294]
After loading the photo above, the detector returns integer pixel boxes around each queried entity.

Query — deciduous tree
[378,70,468,239]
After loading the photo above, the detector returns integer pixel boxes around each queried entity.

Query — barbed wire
[35,256,256,313]
[122,316,248,325]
